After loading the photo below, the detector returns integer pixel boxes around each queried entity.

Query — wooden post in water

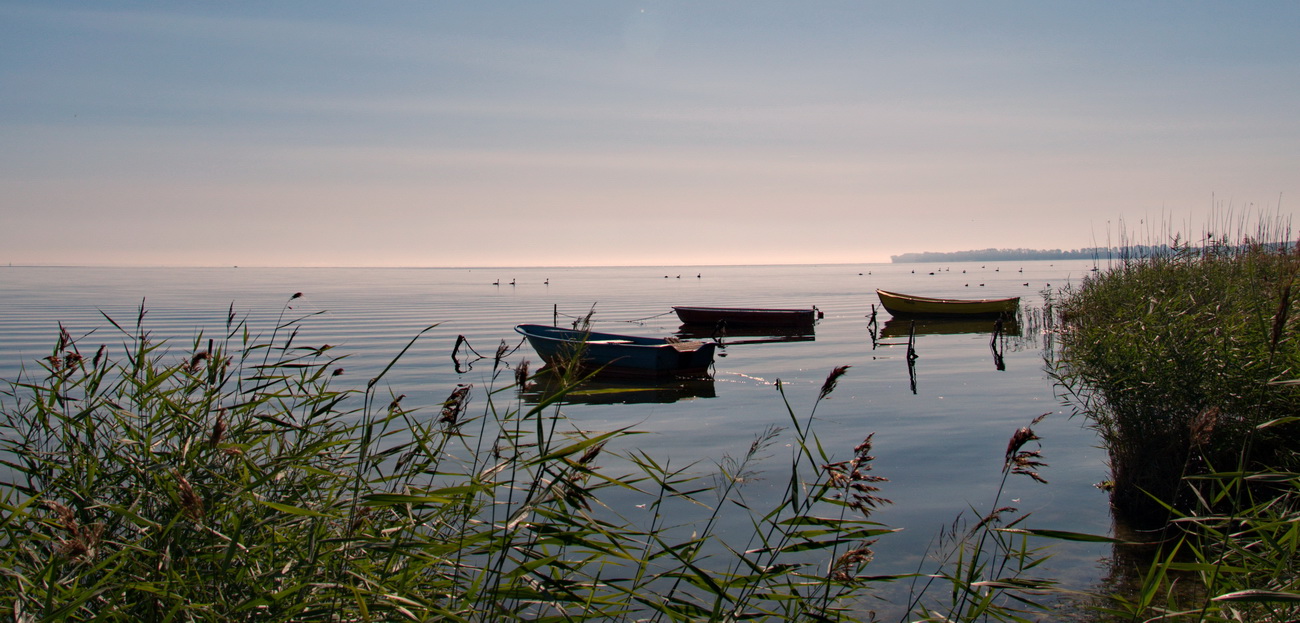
[907,320,919,394]
[906,320,918,362]
[990,318,1006,371]
[867,304,879,349]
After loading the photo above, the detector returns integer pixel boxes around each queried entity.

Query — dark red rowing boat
[672,306,818,327]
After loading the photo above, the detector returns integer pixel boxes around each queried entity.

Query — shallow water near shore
[0,261,1116,615]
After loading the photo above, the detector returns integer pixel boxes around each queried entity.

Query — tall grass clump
[1090,460,1300,622]
[1053,215,1300,529]
[0,300,907,621]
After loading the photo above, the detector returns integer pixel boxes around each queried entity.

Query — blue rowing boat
[514,324,716,377]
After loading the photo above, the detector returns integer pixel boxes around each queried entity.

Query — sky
[2,1,1298,267]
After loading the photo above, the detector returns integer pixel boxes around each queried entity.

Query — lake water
[0,261,1117,615]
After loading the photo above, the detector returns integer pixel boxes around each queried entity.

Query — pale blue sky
[2,2,1297,267]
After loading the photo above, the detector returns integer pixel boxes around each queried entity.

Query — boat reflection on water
[520,368,717,406]
[868,315,1024,389]
[675,323,815,345]
[878,317,1020,339]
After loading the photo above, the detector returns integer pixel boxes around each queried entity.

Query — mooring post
[907,320,918,362]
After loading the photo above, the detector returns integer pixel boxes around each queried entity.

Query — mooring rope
[619,310,677,324]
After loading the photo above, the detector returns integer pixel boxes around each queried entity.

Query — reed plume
[515,359,530,388]
[1004,413,1050,483]
[829,545,875,582]
[440,383,472,424]
[577,440,605,466]
[46,501,102,562]
[209,409,227,448]
[823,433,890,517]
[818,365,851,401]
[185,350,209,373]
[174,470,204,522]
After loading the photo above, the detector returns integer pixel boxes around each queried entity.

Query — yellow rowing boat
[876,289,1019,319]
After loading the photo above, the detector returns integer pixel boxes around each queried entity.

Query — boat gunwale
[514,324,699,349]
[874,289,1020,307]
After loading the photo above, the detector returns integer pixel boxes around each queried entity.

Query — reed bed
[0,299,915,621]
[1051,215,1300,620]
[31,283,1300,621]
[1054,218,1300,528]
[0,297,1122,621]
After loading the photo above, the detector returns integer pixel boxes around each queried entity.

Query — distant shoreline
[889,245,1190,263]
[890,248,1115,263]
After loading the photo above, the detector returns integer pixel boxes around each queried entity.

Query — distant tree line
[891,241,1293,263]
[890,246,1165,263]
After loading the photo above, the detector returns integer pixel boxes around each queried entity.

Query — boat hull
[672,306,817,327]
[876,289,1019,319]
[514,324,716,377]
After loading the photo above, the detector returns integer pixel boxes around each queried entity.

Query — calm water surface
[0,261,1115,614]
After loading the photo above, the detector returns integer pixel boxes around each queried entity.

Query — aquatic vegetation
[18,286,1300,620]
[1054,219,1300,528]
[0,299,909,621]
[1053,215,1300,620]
